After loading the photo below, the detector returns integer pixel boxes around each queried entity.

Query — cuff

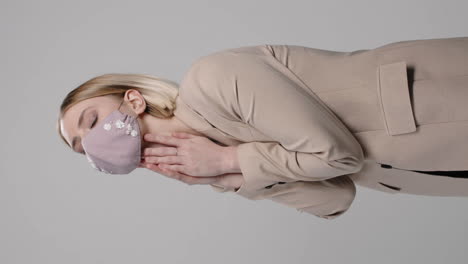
[232,143,274,200]
[210,183,228,192]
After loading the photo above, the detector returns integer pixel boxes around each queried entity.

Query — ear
[124,89,146,115]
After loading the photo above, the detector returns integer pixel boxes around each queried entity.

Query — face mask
[82,99,141,174]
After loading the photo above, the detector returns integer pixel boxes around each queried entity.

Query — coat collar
[173,95,213,132]
[173,95,243,146]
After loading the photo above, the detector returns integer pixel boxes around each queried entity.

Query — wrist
[222,145,242,174]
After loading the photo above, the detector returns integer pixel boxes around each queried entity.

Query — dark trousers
[380,163,468,178]
[411,169,468,178]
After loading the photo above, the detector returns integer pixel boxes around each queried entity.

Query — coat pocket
[377,61,417,136]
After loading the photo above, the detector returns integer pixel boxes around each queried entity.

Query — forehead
[60,96,115,145]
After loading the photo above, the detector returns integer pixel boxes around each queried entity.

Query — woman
[58,36,468,220]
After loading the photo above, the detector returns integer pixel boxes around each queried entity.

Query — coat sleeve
[191,45,364,219]
[209,174,357,220]
[226,46,363,182]
[246,175,356,220]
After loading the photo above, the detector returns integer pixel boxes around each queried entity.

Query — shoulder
[176,45,276,124]
[184,44,274,78]
[178,44,274,99]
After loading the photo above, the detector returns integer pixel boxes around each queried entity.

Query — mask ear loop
[117,98,125,111]
[117,97,138,119]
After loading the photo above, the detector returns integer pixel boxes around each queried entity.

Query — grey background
[2,0,468,263]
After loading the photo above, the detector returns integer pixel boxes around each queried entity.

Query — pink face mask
[82,99,142,174]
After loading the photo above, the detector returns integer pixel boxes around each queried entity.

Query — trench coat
[172,36,468,220]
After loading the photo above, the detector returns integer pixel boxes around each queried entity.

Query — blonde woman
[58,36,468,220]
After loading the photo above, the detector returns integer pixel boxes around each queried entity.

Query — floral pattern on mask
[101,119,138,137]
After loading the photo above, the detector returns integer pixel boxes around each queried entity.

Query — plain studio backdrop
[1,0,468,263]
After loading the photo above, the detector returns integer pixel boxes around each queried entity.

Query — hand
[142,132,231,177]
[139,160,243,189]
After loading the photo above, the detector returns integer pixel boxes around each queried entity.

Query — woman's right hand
[139,161,244,190]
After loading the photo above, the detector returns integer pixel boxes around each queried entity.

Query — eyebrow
[71,106,92,152]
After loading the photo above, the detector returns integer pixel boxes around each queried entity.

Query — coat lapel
[173,95,244,147]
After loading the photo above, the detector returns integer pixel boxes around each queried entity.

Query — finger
[159,167,217,185]
[171,132,196,139]
[137,159,147,168]
[145,163,180,180]
[144,133,181,147]
[145,163,215,185]
[158,164,187,174]
[144,146,178,156]
[144,155,183,164]
[144,163,185,182]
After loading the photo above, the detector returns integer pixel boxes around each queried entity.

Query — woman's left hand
[142,132,231,177]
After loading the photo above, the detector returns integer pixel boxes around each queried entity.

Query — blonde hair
[57,73,180,150]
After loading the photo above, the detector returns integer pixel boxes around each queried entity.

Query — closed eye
[78,115,98,155]
[91,115,98,128]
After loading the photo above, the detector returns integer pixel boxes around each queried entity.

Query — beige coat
[172,36,468,220]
